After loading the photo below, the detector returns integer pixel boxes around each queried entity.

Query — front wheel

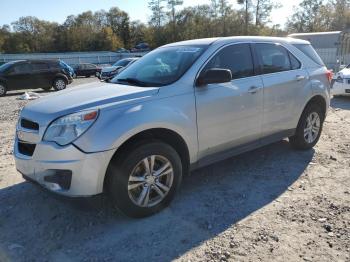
[53,78,66,91]
[289,104,324,150]
[106,141,182,218]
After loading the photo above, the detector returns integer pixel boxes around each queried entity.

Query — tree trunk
[255,0,260,26]
[245,0,249,34]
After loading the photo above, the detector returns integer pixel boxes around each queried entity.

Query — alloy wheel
[304,112,321,144]
[55,79,66,90]
[127,155,174,208]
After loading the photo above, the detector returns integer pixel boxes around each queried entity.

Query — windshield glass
[112,45,206,87]
[113,59,131,67]
[0,61,16,72]
[60,61,71,69]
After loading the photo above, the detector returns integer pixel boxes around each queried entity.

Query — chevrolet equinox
[14,37,331,217]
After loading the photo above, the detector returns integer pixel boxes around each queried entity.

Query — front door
[6,62,33,90]
[195,43,263,160]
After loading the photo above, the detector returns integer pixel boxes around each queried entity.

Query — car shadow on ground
[0,140,314,262]
[331,96,350,110]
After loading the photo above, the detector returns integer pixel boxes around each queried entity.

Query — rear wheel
[53,78,66,91]
[106,141,182,218]
[0,83,7,96]
[289,104,324,150]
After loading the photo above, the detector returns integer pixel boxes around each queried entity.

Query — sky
[0,0,302,28]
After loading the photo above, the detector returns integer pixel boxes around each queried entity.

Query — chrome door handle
[248,86,261,94]
[296,75,305,81]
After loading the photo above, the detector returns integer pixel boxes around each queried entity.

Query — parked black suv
[0,60,73,96]
[72,63,101,78]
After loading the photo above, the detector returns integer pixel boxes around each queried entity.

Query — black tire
[53,78,67,91]
[0,82,7,97]
[42,86,52,91]
[289,104,325,150]
[106,141,182,218]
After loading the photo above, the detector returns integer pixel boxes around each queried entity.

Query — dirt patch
[0,83,349,262]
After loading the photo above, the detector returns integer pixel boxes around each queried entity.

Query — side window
[289,53,301,70]
[255,43,291,74]
[32,62,49,71]
[13,63,31,74]
[87,64,96,69]
[204,44,255,80]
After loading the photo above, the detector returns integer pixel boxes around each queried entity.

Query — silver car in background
[99,57,139,81]
[14,36,331,218]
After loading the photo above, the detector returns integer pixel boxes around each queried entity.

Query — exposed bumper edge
[14,138,115,197]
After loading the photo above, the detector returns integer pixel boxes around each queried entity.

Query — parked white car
[332,65,350,96]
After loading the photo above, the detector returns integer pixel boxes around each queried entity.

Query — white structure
[0,51,145,66]
[289,31,350,71]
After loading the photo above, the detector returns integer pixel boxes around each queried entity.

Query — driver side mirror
[196,68,232,86]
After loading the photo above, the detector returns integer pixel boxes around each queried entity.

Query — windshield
[113,59,132,67]
[0,61,16,72]
[113,45,206,87]
[60,61,71,69]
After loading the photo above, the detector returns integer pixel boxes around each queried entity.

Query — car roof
[120,57,139,62]
[26,59,59,63]
[163,36,310,47]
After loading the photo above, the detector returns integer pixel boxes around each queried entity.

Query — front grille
[21,118,39,131]
[18,141,36,156]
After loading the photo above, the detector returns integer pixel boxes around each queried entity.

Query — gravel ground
[0,79,349,262]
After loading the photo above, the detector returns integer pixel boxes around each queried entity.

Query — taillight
[326,70,333,83]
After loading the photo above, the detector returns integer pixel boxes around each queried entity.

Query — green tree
[107,7,130,47]
[237,0,252,34]
[167,0,183,40]
[254,0,280,26]
[286,0,325,32]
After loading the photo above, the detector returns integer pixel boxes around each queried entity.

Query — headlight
[43,109,98,146]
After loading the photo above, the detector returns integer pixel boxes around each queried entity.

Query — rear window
[293,44,324,66]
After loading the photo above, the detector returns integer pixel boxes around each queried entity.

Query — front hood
[20,82,159,125]
[338,68,350,78]
[102,66,120,73]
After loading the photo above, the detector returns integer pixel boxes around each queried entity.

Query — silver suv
[14,37,331,217]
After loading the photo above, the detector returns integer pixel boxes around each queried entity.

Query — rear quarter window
[293,44,324,66]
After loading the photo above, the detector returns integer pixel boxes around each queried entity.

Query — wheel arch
[103,127,191,191]
[52,74,68,85]
[303,94,328,120]
[0,78,7,86]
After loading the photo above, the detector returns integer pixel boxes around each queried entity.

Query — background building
[289,31,350,71]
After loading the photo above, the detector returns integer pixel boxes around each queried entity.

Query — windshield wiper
[116,78,151,87]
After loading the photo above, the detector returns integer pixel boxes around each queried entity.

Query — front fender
[74,93,198,163]
[54,73,69,82]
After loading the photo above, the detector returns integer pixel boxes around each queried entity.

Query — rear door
[253,43,309,137]
[195,43,264,159]
[78,64,86,76]
[6,62,33,89]
[30,62,51,88]
[86,64,97,75]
